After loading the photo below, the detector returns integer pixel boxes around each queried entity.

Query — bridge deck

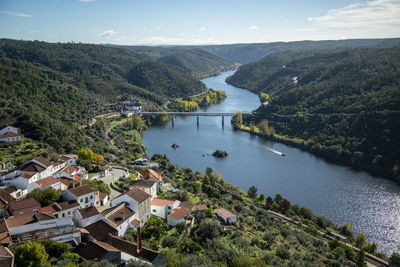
[140,111,251,116]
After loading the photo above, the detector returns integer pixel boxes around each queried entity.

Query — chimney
[119,212,124,220]
[137,226,142,254]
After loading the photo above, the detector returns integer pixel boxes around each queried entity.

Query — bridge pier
[222,116,224,129]
[171,115,175,128]
[197,115,199,127]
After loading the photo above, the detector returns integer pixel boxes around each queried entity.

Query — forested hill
[111,45,235,77]
[195,38,400,64]
[0,39,206,151]
[228,47,400,183]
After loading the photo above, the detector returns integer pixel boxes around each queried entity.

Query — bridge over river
[140,111,251,127]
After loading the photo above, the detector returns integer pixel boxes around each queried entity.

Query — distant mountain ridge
[188,38,400,64]
[109,45,236,78]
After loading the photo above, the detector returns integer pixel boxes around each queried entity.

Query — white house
[63,185,98,209]
[214,208,237,224]
[150,198,180,219]
[110,188,151,226]
[59,155,77,166]
[0,126,21,143]
[100,202,137,236]
[32,176,63,191]
[41,200,81,219]
[1,212,81,244]
[167,207,190,227]
[73,206,101,228]
[1,170,39,192]
[137,169,163,191]
[54,165,88,181]
[0,126,18,136]
[129,180,157,199]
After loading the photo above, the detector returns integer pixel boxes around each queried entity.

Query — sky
[0,0,399,45]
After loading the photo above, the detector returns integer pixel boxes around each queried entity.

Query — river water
[143,70,400,255]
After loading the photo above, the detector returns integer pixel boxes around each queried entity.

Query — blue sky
[0,0,399,45]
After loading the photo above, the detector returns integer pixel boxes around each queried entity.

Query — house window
[68,211,71,215]
[80,199,83,203]
[152,209,156,212]
[62,213,65,217]
[90,195,93,199]
[168,206,171,210]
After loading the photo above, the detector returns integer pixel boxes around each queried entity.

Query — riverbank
[234,120,399,185]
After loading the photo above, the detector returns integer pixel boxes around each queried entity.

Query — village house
[99,202,137,236]
[193,204,208,212]
[215,208,237,224]
[84,220,118,242]
[41,200,81,219]
[58,154,78,166]
[54,165,88,181]
[32,176,65,191]
[73,206,100,228]
[137,169,163,191]
[167,207,191,227]
[110,188,151,226]
[63,185,98,209]
[0,212,81,244]
[129,179,157,199]
[76,240,121,265]
[0,189,41,218]
[0,126,21,143]
[150,198,181,219]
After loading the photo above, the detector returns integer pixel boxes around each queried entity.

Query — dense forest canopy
[0,39,206,151]
[227,47,400,183]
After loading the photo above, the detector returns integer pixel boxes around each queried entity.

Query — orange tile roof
[0,132,20,138]
[168,207,190,220]
[35,176,59,187]
[150,198,176,207]
[130,219,140,227]
[193,204,208,211]
[68,185,97,197]
[33,157,51,167]
[138,169,163,182]
[124,188,150,204]
[105,206,135,227]
[62,166,78,175]
[215,208,236,218]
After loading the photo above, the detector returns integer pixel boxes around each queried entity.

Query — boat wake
[265,147,285,156]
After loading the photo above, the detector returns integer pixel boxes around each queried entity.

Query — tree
[60,252,80,263]
[15,241,49,267]
[48,242,68,258]
[26,188,61,206]
[93,153,104,165]
[78,147,94,161]
[279,198,291,213]
[247,185,258,198]
[130,114,147,133]
[196,219,220,242]
[260,92,270,102]
[389,253,400,267]
[355,249,367,267]
[231,112,243,128]
[355,232,367,249]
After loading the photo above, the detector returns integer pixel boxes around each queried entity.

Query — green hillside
[116,45,235,77]
[0,39,206,151]
[196,38,400,64]
[227,47,400,183]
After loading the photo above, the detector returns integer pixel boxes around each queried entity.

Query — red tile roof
[150,198,176,207]
[77,240,119,261]
[59,177,74,187]
[33,157,52,167]
[168,207,190,220]
[20,171,37,179]
[193,204,208,211]
[78,206,99,219]
[85,220,118,241]
[19,162,45,173]
[10,198,40,212]
[215,208,236,218]
[68,185,97,197]
[124,188,150,204]
[35,176,59,187]
[138,169,163,183]
[130,219,140,227]
[62,166,78,175]
[105,205,135,227]
[6,213,55,228]
[0,132,20,138]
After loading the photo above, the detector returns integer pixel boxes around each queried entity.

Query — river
[143,70,400,255]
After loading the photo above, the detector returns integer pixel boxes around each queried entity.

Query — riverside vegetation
[228,47,400,185]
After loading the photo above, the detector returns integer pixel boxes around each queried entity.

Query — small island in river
[212,149,229,158]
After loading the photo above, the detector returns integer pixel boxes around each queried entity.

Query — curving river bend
[143,70,400,255]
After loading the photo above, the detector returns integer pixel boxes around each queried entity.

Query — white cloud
[308,17,313,22]
[200,26,206,31]
[298,0,400,39]
[249,25,259,30]
[100,30,116,37]
[0,11,33,17]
